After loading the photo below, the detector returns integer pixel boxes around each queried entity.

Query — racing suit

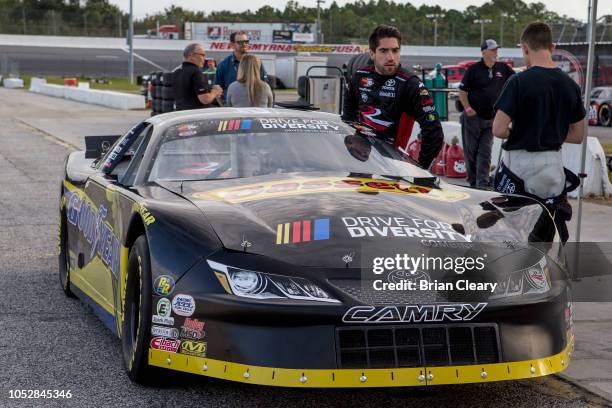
[342,65,444,169]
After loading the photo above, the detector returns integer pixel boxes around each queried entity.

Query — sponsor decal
[275,218,330,245]
[495,173,516,194]
[385,79,396,87]
[151,325,179,339]
[495,71,503,78]
[172,294,196,316]
[150,337,180,352]
[177,124,198,137]
[193,176,470,203]
[157,298,172,317]
[210,42,363,54]
[133,203,155,225]
[66,190,120,278]
[378,91,396,98]
[180,340,207,357]
[259,118,339,131]
[342,216,472,242]
[425,113,437,122]
[153,275,175,296]
[217,119,252,132]
[453,160,465,173]
[152,315,174,325]
[422,105,435,113]
[361,92,368,102]
[361,106,393,131]
[342,303,487,323]
[360,77,374,88]
[152,298,174,325]
[181,318,205,340]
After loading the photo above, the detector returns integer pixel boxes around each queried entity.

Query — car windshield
[147,117,432,182]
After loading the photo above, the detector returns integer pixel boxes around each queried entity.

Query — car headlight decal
[207,260,340,303]
[489,256,551,300]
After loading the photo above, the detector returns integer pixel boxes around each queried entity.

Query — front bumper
[149,261,573,387]
[149,337,573,387]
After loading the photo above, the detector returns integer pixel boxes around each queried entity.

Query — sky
[109,0,611,22]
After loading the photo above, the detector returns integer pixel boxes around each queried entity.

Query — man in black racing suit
[342,25,444,169]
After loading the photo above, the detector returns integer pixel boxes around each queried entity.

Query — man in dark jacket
[173,43,223,111]
[342,25,443,169]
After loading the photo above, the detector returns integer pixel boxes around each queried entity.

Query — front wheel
[58,210,76,298]
[598,104,611,127]
[121,235,155,384]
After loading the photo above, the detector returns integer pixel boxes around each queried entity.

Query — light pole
[128,0,134,84]
[426,13,445,47]
[474,18,492,44]
[316,0,325,44]
[500,12,508,47]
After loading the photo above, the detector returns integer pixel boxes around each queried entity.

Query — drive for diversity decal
[275,218,330,245]
[193,176,469,203]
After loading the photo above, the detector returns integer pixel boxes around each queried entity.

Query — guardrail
[29,77,144,110]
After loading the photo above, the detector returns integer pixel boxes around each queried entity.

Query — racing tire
[121,235,156,384]
[58,210,76,298]
[161,72,173,86]
[599,104,611,127]
[161,86,174,100]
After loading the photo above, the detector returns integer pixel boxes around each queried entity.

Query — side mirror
[84,135,121,159]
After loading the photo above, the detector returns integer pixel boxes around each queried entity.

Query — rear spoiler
[84,135,121,159]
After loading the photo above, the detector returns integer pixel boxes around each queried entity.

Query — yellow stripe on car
[149,337,573,388]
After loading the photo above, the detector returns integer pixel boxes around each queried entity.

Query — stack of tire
[150,71,175,116]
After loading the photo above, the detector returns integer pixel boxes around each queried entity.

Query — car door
[69,122,152,333]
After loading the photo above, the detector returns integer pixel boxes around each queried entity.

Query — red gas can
[407,138,421,162]
[445,140,466,178]
[430,142,447,176]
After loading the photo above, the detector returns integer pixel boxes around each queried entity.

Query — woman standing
[226,55,274,107]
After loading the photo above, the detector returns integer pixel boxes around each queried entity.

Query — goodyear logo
[217,119,252,132]
[276,218,330,245]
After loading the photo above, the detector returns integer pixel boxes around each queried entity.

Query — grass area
[18,75,142,94]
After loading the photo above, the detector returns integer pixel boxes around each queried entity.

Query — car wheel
[598,104,611,127]
[58,210,76,298]
[121,235,155,384]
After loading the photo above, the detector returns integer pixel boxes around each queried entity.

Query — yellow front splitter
[148,337,573,388]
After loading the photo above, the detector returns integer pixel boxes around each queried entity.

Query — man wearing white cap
[458,39,514,189]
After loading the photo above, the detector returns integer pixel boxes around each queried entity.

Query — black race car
[58,108,573,387]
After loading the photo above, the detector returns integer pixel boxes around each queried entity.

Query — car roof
[146,108,341,128]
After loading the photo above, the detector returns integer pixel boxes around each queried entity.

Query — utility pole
[575,0,598,277]
[500,12,507,47]
[474,18,492,44]
[21,2,26,35]
[426,14,445,47]
[316,0,325,44]
[128,0,134,84]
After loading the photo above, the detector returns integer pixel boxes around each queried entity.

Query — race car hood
[162,173,553,268]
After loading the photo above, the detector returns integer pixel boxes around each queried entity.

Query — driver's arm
[405,78,444,169]
[341,73,359,122]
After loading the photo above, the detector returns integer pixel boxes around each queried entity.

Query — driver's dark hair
[369,25,401,51]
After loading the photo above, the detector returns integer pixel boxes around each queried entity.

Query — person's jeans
[460,112,494,188]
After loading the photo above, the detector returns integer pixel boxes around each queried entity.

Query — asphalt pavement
[0,88,611,407]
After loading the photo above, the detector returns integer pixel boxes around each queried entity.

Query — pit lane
[0,88,608,407]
